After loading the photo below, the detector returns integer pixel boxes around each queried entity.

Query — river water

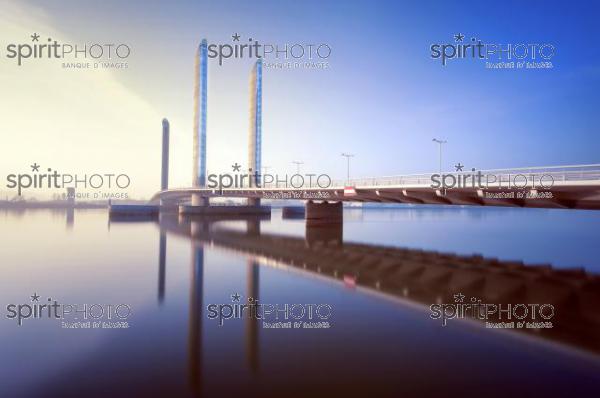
[1,207,599,397]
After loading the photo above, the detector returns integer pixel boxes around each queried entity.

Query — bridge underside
[151,185,600,210]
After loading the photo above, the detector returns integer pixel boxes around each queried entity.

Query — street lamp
[341,153,355,184]
[292,161,304,174]
[432,138,447,174]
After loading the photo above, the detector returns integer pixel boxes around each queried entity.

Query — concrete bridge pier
[247,197,260,207]
[191,194,209,207]
[178,193,209,214]
[181,196,270,215]
[245,197,271,214]
[305,200,343,225]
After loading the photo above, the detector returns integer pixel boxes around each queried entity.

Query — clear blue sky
[2,0,599,196]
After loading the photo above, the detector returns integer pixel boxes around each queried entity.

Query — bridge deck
[152,164,600,209]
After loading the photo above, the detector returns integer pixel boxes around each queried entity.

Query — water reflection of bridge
[154,215,266,395]
[154,213,600,362]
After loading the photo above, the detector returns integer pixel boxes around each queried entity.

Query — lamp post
[259,166,270,187]
[341,153,355,185]
[292,161,304,174]
[432,138,447,175]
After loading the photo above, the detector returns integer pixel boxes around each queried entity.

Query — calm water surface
[1,207,599,397]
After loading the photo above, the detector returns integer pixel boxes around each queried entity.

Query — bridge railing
[328,164,600,188]
[156,164,600,196]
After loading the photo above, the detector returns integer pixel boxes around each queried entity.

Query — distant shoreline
[0,201,106,209]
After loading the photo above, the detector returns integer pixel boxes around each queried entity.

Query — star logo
[232,163,241,172]
[453,293,465,303]
[454,33,465,42]
[31,33,40,42]
[31,163,40,172]
[454,163,464,172]
[31,292,40,302]
[231,292,241,302]
[232,33,241,42]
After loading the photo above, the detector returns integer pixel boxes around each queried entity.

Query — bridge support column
[180,195,270,216]
[305,201,343,246]
[191,193,209,207]
[179,194,209,214]
[305,200,343,225]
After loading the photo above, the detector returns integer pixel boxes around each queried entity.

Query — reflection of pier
[188,241,204,395]
[158,214,600,356]
[182,217,263,392]
[158,230,166,304]
[246,260,260,373]
[246,218,261,373]
[66,208,74,229]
